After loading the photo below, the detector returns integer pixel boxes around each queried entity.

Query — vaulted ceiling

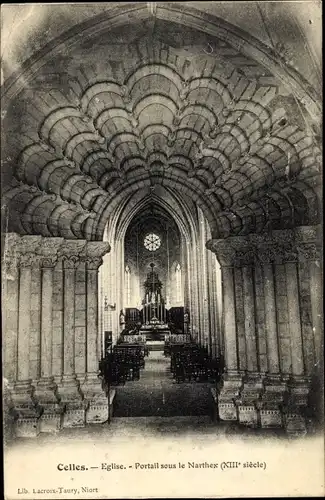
[1,5,322,241]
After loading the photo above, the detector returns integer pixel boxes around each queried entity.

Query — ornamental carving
[3,259,19,280]
[280,246,298,263]
[41,256,58,268]
[19,253,42,268]
[59,240,87,258]
[207,233,306,267]
[86,257,103,270]
[297,243,320,262]
[18,235,43,255]
[206,240,237,266]
[38,238,64,255]
[256,247,271,264]
[62,255,80,269]
[85,241,110,259]
[234,250,256,267]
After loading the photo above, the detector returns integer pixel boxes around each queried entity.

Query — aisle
[113,351,213,418]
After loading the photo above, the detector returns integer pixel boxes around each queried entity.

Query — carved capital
[208,226,321,267]
[38,237,64,257]
[19,252,42,268]
[297,243,321,262]
[3,257,19,280]
[85,241,110,259]
[41,256,58,269]
[235,249,255,267]
[18,235,43,256]
[86,257,103,270]
[62,255,80,269]
[257,246,277,264]
[280,245,298,263]
[206,239,237,266]
[58,240,87,265]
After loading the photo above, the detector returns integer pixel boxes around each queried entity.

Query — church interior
[1,2,323,447]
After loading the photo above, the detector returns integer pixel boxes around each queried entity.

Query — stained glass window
[144,233,161,251]
[125,265,131,305]
[176,263,182,303]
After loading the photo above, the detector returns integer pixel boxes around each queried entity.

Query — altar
[139,264,170,340]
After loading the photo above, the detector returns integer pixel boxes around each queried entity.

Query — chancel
[1,2,323,443]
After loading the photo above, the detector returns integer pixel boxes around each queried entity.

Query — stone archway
[1,4,322,437]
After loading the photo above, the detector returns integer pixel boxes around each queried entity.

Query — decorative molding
[207,225,321,266]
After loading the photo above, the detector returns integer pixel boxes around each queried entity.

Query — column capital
[37,238,64,268]
[41,256,58,269]
[19,252,42,268]
[296,242,321,262]
[206,240,237,266]
[3,234,20,279]
[84,241,110,270]
[58,240,87,268]
[86,257,104,270]
[14,236,43,268]
[206,238,256,267]
[61,255,80,269]
[207,225,321,266]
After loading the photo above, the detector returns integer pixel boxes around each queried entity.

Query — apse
[124,204,182,310]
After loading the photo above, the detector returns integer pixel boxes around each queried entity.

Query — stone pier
[207,225,322,435]
[2,234,112,437]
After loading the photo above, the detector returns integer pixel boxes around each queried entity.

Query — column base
[11,381,43,437]
[260,408,283,428]
[15,417,41,438]
[57,375,87,428]
[283,412,307,437]
[34,378,66,433]
[210,388,218,422]
[283,377,310,437]
[217,372,243,421]
[3,383,19,443]
[62,405,87,428]
[82,374,110,424]
[237,373,263,428]
[40,412,64,433]
[260,375,286,429]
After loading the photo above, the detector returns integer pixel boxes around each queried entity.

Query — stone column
[17,258,32,382]
[300,238,324,429]
[237,260,263,428]
[12,236,43,437]
[81,241,113,424]
[52,257,64,384]
[34,237,66,433]
[263,263,280,375]
[280,243,309,435]
[57,241,87,428]
[2,234,20,383]
[2,234,20,441]
[281,228,321,436]
[206,240,242,422]
[258,246,286,428]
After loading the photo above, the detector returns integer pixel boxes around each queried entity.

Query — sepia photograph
[1,1,323,498]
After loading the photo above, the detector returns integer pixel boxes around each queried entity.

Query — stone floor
[113,350,214,417]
